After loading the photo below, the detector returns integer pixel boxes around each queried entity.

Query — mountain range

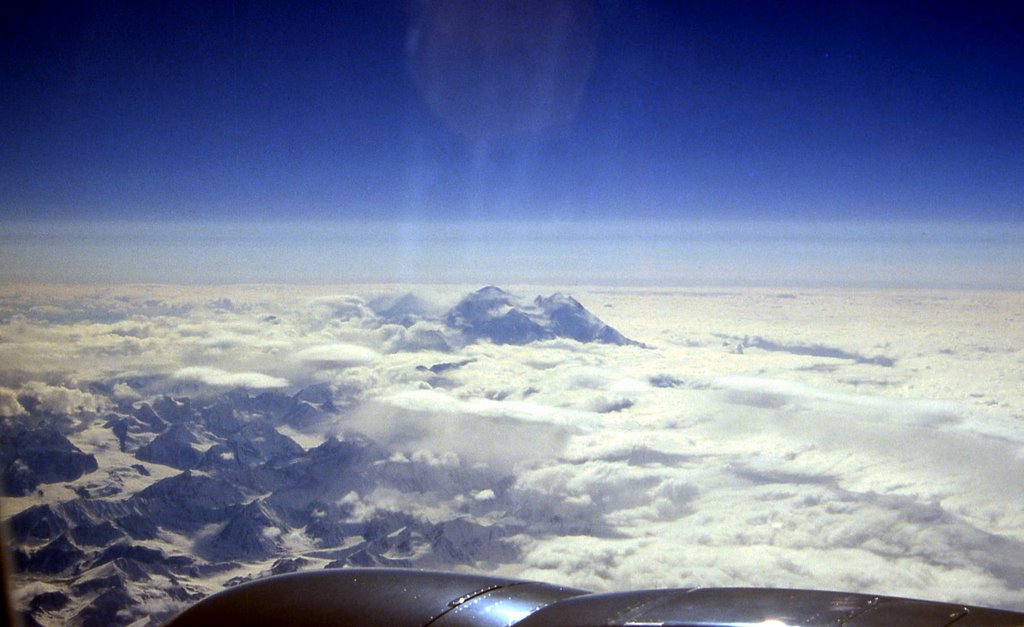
[2,287,635,626]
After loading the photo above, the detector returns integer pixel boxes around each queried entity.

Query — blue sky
[1,1,1022,285]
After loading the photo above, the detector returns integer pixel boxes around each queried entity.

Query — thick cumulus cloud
[20,381,110,415]
[1,285,1022,613]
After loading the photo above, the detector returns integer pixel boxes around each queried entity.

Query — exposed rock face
[235,419,304,462]
[443,286,640,346]
[292,383,335,407]
[29,590,70,613]
[200,401,245,435]
[107,416,148,452]
[261,436,384,520]
[92,543,187,569]
[151,396,194,424]
[280,400,323,429]
[131,403,169,431]
[270,557,310,575]
[70,521,124,547]
[15,535,85,575]
[9,504,66,542]
[202,500,282,561]
[113,513,160,541]
[131,471,245,533]
[1,421,99,496]
[135,424,202,470]
[73,588,138,626]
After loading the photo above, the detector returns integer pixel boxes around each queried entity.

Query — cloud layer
[1,284,1022,617]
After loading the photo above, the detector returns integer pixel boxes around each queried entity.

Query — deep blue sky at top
[2,0,1022,224]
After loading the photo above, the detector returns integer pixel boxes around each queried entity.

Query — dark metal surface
[165,568,584,627]
[513,587,1024,627]
[167,569,1024,627]
[167,568,523,627]
[955,607,1024,627]
[513,587,872,626]
[845,598,965,626]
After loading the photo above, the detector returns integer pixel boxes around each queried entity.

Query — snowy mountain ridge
[443,286,641,346]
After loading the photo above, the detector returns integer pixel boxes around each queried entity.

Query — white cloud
[307,295,376,323]
[410,449,461,468]
[111,382,140,400]
[380,322,451,353]
[293,343,381,369]
[0,388,26,416]
[474,489,496,501]
[20,381,110,415]
[2,284,1023,612]
[346,389,586,471]
[173,366,289,389]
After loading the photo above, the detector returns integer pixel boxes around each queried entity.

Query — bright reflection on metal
[623,620,796,627]
[488,602,535,624]
[435,594,548,626]
[479,598,542,625]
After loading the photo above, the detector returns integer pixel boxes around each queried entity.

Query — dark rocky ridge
[134,423,202,470]
[1,420,99,496]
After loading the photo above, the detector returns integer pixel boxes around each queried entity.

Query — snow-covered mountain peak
[443,287,639,346]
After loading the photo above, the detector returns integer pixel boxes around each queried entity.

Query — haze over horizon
[2,1,1021,287]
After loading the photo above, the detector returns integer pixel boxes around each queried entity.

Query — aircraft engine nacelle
[168,568,1024,626]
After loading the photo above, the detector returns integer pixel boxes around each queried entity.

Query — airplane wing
[167,568,1024,626]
